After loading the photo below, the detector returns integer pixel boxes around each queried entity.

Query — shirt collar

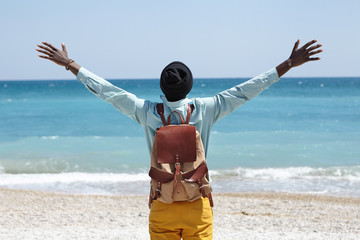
[160,95,192,108]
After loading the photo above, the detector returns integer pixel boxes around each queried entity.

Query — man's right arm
[201,39,322,126]
[201,68,280,125]
[276,39,322,78]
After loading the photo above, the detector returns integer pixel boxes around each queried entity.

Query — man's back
[76,67,280,157]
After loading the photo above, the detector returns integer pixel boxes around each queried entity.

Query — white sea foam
[41,136,59,140]
[0,166,359,197]
[0,172,149,185]
[209,166,360,180]
[209,166,360,197]
[0,172,150,195]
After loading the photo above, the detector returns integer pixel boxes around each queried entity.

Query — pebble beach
[1,188,359,240]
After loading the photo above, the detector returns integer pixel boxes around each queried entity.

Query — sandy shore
[0,188,359,240]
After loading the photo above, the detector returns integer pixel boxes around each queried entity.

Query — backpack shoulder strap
[185,104,194,124]
[156,103,167,126]
[157,103,194,125]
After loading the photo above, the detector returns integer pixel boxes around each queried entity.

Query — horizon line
[1,75,359,82]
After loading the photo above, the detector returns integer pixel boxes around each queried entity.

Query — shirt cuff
[76,67,91,83]
[268,67,280,83]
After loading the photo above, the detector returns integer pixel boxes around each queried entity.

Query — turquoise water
[1,77,359,196]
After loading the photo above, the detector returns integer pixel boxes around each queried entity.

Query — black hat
[160,61,193,101]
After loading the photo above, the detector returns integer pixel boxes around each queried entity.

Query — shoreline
[1,188,359,239]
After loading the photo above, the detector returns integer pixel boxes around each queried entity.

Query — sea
[1,76,359,197]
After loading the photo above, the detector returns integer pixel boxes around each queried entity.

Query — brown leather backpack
[148,104,213,208]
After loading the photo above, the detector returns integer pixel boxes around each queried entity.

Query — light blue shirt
[77,67,280,157]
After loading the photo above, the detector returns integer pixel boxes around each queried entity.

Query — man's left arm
[36,41,149,124]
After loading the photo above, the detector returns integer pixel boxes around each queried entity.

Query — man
[36,39,322,240]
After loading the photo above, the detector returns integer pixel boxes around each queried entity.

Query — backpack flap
[156,125,196,164]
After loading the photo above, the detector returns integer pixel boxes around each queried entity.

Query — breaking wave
[0,166,359,197]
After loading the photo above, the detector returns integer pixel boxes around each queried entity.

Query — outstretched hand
[276,39,323,77]
[36,42,70,66]
[36,42,81,76]
[289,39,322,67]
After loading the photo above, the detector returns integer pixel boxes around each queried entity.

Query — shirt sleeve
[76,67,148,125]
[201,68,280,125]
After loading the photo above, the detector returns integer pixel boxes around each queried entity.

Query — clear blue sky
[1,0,359,80]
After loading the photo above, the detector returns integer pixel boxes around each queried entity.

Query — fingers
[61,42,67,53]
[306,44,322,53]
[36,46,54,59]
[292,39,300,52]
[42,42,58,51]
[306,42,323,58]
[37,44,54,54]
[308,49,323,56]
[36,49,50,55]
[306,57,321,62]
[298,39,323,58]
[36,42,60,58]
[301,39,317,50]
[36,42,55,59]
[38,55,52,60]
[36,41,69,66]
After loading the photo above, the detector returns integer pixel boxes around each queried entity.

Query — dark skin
[36,42,81,76]
[276,39,322,77]
[36,39,322,78]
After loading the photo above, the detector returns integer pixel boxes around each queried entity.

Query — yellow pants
[149,197,213,240]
